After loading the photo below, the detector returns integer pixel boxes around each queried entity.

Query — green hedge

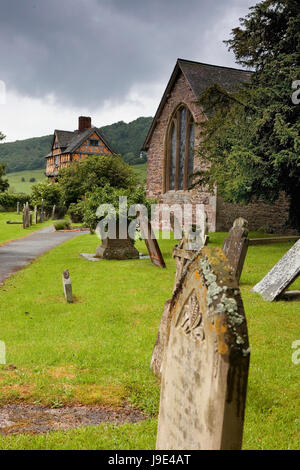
[0,192,29,211]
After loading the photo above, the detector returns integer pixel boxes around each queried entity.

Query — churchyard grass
[0,231,299,449]
[0,212,56,245]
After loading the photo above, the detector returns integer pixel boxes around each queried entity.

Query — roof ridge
[177,58,252,74]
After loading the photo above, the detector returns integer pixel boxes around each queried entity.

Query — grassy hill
[0,117,152,174]
[5,164,147,194]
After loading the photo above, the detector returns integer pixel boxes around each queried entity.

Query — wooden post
[62,270,73,303]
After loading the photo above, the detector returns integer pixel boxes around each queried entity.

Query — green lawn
[6,170,46,194]
[0,212,55,245]
[0,228,299,449]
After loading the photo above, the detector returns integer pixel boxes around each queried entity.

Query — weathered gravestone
[252,239,300,301]
[22,202,30,229]
[151,214,209,377]
[52,205,56,220]
[62,269,73,303]
[34,206,38,224]
[222,218,249,283]
[95,220,139,260]
[138,210,166,268]
[17,202,20,214]
[156,246,250,450]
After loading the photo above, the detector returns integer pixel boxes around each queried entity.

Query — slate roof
[46,127,115,158]
[142,58,252,150]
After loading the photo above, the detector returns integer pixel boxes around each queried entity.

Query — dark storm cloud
[0,0,254,108]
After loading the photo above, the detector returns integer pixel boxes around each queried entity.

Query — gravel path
[0,226,87,286]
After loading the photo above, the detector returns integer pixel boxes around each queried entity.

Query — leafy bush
[0,192,29,211]
[57,155,136,207]
[30,180,64,216]
[83,185,152,232]
[54,219,71,231]
[67,201,85,223]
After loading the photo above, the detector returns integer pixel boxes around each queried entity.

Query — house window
[165,105,195,191]
[89,139,100,146]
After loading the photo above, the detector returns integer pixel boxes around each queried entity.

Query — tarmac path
[0,226,87,286]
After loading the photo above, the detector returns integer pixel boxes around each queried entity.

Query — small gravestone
[223,218,249,283]
[156,246,250,450]
[138,211,166,268]
[22,202,30,229]
[52,205,56,220]
[39,199,45,223]
[34,206,38,224]
[17,202,20,214]
[252,239,300,301]
[62,270,73,303]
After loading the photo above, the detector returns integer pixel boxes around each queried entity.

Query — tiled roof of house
[46,127,115,158]
[141,58,252,150]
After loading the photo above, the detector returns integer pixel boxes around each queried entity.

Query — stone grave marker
[34,206,38,224]
[62,269,73,303]
[156,246,250,450]
[138,210,166,268]
[22,202,30,229]
[17,202,20,214]
[52,205,56,220]
[222,218,249,283]
[151,213,209,377]
[252,239,300,301]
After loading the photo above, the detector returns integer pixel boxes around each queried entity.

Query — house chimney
[78,116,91,132]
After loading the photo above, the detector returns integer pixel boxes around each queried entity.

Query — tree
[30,180,63,214]
[0,131,9,192]
[57,154,137,207]
[194,0,300,229]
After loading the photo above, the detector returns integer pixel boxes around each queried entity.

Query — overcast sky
[0,0,256,142]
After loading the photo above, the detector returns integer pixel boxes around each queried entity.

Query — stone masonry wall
[146,71,217,231]
[146,71,291,233]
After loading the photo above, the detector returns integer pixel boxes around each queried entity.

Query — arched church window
[165,105,195,191]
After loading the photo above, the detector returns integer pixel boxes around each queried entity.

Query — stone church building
[142,59,289,232]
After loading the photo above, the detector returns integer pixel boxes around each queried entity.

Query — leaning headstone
[138,210,166,268]
[252,239,300,301]
[156,246,250,450]
[62,269,73,303]
[223,218,249,283]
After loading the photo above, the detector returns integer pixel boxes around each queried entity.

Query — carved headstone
[156,246,250,450]
[151,213,209,377]
[62,269,73,303]
[252,239,300,301]
[223,218,249,283]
